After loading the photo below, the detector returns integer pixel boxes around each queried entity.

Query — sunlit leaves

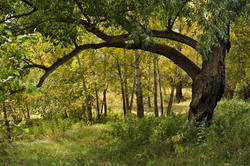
[225,16,250,99]
[0,24,36,94]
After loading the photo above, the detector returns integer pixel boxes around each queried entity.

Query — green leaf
[0,24,4,31]
[6,31,13,37]
[20,62,25,69]
[22,128,29,133]
[12,127,18,133]
[17,122,22,128]
[21,121,26,126]
[23,50,31,56]
[0,86,5,92]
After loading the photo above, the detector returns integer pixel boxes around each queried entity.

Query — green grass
[0,99,249,166]
[0,123,113,166]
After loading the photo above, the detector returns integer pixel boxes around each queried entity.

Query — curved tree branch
[146,44,201,79]
[35,40,200,88]
[109,42,201,80]
[151,30,197,49]
[23,64,48,70]
[36,42,109,87]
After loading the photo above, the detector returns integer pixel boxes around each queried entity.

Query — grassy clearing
[104,88,192,116]
[0,99,249,166]
[0,123,113,166]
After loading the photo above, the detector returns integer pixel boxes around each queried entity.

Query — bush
[96,100,249,165]
[203,100,250,164]
[28,117,75,139]
[0,120,29,142]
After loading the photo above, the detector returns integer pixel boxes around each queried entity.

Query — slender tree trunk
[21,108,26,119]
[116,58,126,117]
[243,85,249,101]
[102,85,108,116]
[167,67,178,115]
[102,54,108,117]
[77,55,92,122]
[157,58,164,115]
[25,103,31,120]
[124,66,130,112]
[134,50,144,118]
[95,83,100,120]
[148,65,152,108]
[129,76,136,112]
[153,56,159,117]
[189,42,227,123]
[64,110,68,118]
[2,94,11,140]
[175,78,183,103]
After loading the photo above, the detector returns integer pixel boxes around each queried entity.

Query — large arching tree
[1,0,248,122]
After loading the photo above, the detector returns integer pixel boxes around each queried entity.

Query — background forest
[0,0,249,165]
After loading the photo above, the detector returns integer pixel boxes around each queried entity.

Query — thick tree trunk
[167,67,178,115]
[157,58,164,115]
[153,56,159,117]
[189,43,226,123]
[134,50,144,118]
[77,55,92,122]
[116,58,127,117]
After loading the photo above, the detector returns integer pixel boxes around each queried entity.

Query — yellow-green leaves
[0,24,4,31]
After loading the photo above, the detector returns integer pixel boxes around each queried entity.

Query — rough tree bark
[189,42,227,123]
[134,50,144,118]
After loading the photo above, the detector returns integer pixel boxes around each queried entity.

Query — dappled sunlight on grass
[172,100,191,114]
[1,96,248,166]
[0,123,113,166]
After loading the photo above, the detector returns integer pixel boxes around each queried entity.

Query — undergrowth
[91,99,249,165]
[0,99,249,166]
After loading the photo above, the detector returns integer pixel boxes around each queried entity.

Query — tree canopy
[1,0,247,85]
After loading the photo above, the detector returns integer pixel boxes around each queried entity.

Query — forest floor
[0,93,249,165]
